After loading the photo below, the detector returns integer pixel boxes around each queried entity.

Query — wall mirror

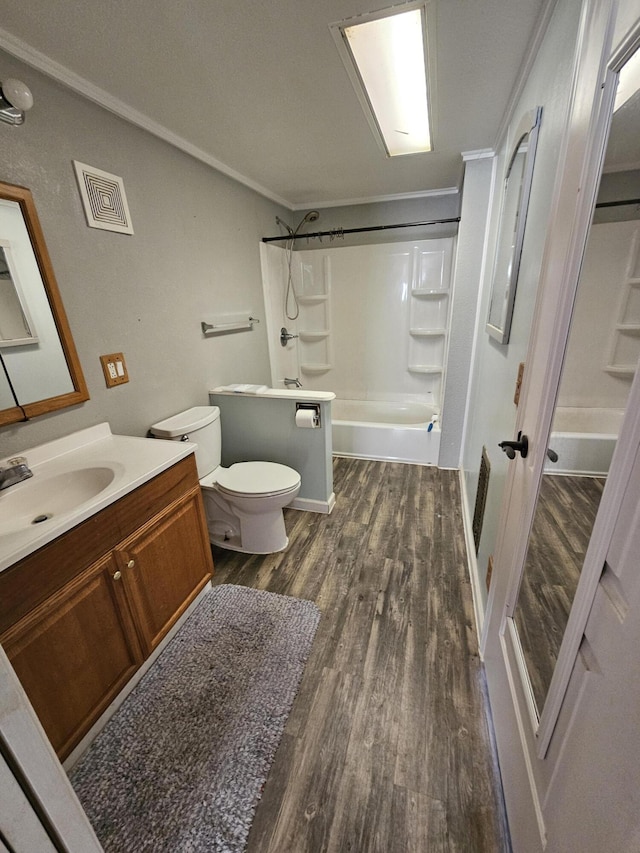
[0,181,88,426]
[510,49,640,726]
[486,107,543,344]
[0,243,39,345]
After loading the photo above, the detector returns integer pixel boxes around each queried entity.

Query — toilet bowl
[150,406,300,554]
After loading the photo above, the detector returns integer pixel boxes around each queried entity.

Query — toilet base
[209,531,290,554]
[202,486,296,554]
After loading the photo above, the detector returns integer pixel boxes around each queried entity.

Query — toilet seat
[201,461,300,497]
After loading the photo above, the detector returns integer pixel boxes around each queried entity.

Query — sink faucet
[284,377,302,388]
[0,456,33,491]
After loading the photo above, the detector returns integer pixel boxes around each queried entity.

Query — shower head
[293,210,320,236]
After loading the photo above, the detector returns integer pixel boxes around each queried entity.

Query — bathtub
[331,399,440,465]
[546,406,624,475]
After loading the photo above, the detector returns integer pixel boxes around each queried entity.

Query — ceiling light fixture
[0,77,34,126]
[330,2,433,157]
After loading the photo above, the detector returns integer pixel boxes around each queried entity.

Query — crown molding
[462,148,495,162]
[492,0,558,152]
[292,186,459,210]
[0,26,293,209]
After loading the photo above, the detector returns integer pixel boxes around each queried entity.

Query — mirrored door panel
[511,53,640,716]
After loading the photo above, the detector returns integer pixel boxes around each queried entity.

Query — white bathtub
[546,406,624,475]
[331,399,440,465]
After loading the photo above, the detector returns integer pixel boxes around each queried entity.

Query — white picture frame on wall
[73,161,134,235]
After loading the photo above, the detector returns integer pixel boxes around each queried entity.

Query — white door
[482,6,640,850]
[0,647,102,852]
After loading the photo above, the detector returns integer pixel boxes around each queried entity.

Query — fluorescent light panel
[337,5,432,157]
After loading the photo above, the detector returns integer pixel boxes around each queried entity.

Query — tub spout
[284,377,302,388]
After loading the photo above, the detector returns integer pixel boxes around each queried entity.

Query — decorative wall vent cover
[73,161,134,234]
[472,446,491,554]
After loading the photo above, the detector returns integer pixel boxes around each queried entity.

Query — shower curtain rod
[261,216,461,243]
[595,197,640,209]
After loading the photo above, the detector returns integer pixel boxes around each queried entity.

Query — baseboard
[458,469,485,651]
[290,493,336,514]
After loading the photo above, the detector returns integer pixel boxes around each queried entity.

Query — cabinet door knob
[113,570,122,581]
[127,559,135,569]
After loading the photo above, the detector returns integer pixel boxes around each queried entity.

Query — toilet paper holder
[295,402,321,428]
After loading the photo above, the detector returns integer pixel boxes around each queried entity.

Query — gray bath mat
[69,583,321,852]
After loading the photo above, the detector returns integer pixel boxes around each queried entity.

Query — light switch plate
[100,352,129,388]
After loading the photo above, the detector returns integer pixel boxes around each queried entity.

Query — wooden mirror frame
[0,181,89,426]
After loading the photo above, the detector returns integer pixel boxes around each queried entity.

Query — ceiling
[0,0,550,209]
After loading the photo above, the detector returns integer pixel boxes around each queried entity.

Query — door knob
[499,431,529,459]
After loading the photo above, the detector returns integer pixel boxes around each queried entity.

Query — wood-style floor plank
[212,457,509,852]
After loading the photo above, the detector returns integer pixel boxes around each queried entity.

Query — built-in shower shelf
[605,364,636,375]
[407,365,443,374]
[615,323,640,333]
[299,330,330,341]
[410,328,447,337]
[297,295,329,305]
[411,288,450,297]
[300,363,332,374]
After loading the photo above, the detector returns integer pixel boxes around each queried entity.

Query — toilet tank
[149,406,221,478]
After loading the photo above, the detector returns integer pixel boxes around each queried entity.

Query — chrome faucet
[284,377,302,388]
[0,456,33,491]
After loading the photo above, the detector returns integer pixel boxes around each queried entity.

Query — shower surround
[260,238,455,465]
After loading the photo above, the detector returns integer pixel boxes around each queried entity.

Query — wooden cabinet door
[1,553,143,760]
[117,487,213,656]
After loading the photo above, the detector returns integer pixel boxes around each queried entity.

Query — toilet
[150,405,300,554]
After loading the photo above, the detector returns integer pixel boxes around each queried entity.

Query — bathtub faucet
[284,377,302,388]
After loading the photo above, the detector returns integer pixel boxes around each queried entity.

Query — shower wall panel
[262,239,454,408]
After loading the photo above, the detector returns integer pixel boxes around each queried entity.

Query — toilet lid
[214,461,300,496]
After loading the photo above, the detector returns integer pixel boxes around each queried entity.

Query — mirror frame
[0,181,89,426]
[486,107,543,344]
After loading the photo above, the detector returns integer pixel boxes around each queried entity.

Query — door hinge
[514,362,525,406]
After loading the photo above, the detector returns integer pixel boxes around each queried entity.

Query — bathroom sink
[0,422,199,572]
[0,466,117,536]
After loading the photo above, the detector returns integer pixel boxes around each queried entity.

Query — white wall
[440,155,494,469]
[0,48,289,459]
[460,0,584,618]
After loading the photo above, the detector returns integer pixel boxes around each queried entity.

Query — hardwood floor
[211,457,510,853]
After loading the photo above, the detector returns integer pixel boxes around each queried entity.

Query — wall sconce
[0,78,34,126]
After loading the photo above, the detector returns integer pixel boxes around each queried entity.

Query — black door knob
[499,431,529,459]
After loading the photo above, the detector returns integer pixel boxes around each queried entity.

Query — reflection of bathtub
[547,407,625,475]
[331,399,440,465]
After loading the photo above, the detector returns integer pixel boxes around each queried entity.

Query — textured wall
[0,49,289,458]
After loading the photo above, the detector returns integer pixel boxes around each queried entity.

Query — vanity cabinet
[114,488,214,657]
[0,455,213,760]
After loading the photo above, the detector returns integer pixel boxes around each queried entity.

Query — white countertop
[0,423,195,573]
[210,385,335,401]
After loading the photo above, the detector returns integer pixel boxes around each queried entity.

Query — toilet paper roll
[295,409,317,428]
